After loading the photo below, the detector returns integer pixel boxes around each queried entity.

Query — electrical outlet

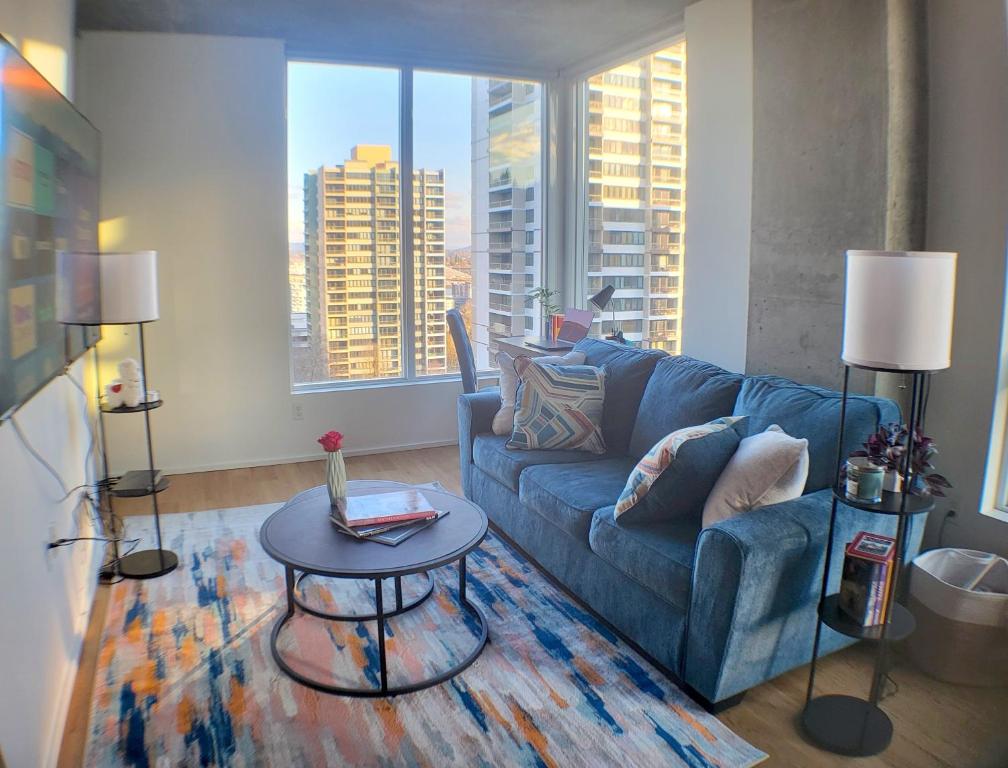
[292,402,304,421]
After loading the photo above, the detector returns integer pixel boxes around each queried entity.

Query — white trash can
[907,548,1008,686]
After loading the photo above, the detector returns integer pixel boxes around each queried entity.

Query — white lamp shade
[99,251,159,324]
[842,250,957,371]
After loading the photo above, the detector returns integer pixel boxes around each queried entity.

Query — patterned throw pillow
[507,358,606,454]
[615,416,748,522]
[492,349,587,435]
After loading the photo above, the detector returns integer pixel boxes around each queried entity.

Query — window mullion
[400,67,416,380]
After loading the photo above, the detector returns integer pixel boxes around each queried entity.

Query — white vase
[883,470,903,493]
[326,450,347,513]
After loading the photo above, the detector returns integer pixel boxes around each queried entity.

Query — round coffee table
[259,480,489,697]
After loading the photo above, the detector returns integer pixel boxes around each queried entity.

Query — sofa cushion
[519,458,637,540]
[615,416,748,523]
[492,349,586,435]
[628,355,744,460]
[702,425,809,527]
[472,434,609,492]
[733,376,900,493]
[572,338,666,455]
[508,359,606,453]
[589,506,699,611]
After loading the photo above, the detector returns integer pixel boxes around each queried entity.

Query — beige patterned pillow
[492,349,586,435]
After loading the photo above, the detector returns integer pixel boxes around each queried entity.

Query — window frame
[287,58,551,393]
[982,282,1008,521]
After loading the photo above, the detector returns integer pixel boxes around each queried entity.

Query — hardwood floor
[57,446,1007,767]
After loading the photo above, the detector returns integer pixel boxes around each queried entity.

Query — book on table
[337,488,438,528]
[838,531,897,626]
[330,509,449,546]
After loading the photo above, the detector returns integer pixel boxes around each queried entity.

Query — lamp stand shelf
[801,364,933,756]
[98,321,177,579]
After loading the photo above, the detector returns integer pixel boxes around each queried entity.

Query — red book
[339,489,437,528]
[849,531,896,563]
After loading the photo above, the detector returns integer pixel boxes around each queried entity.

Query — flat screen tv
[0,35,100,418]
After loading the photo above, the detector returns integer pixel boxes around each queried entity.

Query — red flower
[318,430,344,452]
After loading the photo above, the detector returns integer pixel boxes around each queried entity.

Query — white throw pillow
[702,424,809,527]
[492,349,586,435]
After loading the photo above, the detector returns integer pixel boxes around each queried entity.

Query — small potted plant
[528,286,561,339]
[318,430,347,512]
[852,422,951,496]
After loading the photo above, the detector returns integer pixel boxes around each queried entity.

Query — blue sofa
[457,338,924,709]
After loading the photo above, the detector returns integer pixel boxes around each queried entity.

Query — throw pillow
[492,349,586,435]
[506,358,606,454]
[614,416,748,522]
[702,424,809,527]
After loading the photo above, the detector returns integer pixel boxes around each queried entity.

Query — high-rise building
[302,144,446,382]
[585,42,686,353]
[471,79,543,368]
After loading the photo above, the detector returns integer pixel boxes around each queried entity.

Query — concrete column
[748,0,929,397]
[875,0,929,416]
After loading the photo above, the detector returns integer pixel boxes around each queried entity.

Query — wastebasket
[907,548,1008,686]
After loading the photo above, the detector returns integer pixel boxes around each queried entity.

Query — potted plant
[852,422,951,496]
[528,286,560,339]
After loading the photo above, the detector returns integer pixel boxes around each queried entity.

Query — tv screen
[0,36,100,417]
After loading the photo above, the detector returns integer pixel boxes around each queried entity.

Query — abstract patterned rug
[85,498,767,767]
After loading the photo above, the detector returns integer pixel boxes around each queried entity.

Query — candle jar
[846,457,884,504]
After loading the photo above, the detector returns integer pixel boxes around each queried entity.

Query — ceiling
[74,0,687,78]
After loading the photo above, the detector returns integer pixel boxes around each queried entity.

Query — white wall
[0,0,74,95]
[0,3,104,767]
[77,32,463,475]
[681,0,753,373]
[922,0,1008,555]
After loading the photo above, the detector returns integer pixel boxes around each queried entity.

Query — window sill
[981,506,1008,524]
[292,371,499,396]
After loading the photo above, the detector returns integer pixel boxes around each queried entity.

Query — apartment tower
[303,145,447,381]
[585,42,685,352]
[471,79,543,368]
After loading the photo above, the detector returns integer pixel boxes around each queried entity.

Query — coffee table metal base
[270,556,487,697]
[293,571,435,621]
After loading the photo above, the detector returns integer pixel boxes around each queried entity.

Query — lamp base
[117,549,179,579]
[801,695,892,756]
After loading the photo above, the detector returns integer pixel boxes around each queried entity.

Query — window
[288,62,542,386]
[580,41,686,353]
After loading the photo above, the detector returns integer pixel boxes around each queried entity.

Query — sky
[287,62,473,250]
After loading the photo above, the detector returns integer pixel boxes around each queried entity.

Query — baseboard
[155,439,459,476]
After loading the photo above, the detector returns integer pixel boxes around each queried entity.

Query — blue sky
[287,62,472,250]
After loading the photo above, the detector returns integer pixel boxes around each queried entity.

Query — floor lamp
[802,250,957,755]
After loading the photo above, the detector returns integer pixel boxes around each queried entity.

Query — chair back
[447,309,478,393]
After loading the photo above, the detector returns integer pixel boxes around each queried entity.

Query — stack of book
[838,531,897,626]
[330,488,445,547]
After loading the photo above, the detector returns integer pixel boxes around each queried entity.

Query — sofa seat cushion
[733,376,899,493]
[589,506,699,611]
[628,355,744,460]
[472,434,609,492]
[571,338,666,455]
[518,458,637,540]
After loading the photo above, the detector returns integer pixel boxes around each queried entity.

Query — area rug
[85,498,767,767]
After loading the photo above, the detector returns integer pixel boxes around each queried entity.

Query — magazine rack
[801,365,934,756]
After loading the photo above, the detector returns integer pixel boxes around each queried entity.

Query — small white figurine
[105,358,144,409]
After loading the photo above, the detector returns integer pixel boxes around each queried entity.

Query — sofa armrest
[457,390,501,497]
[684,489,925,704]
